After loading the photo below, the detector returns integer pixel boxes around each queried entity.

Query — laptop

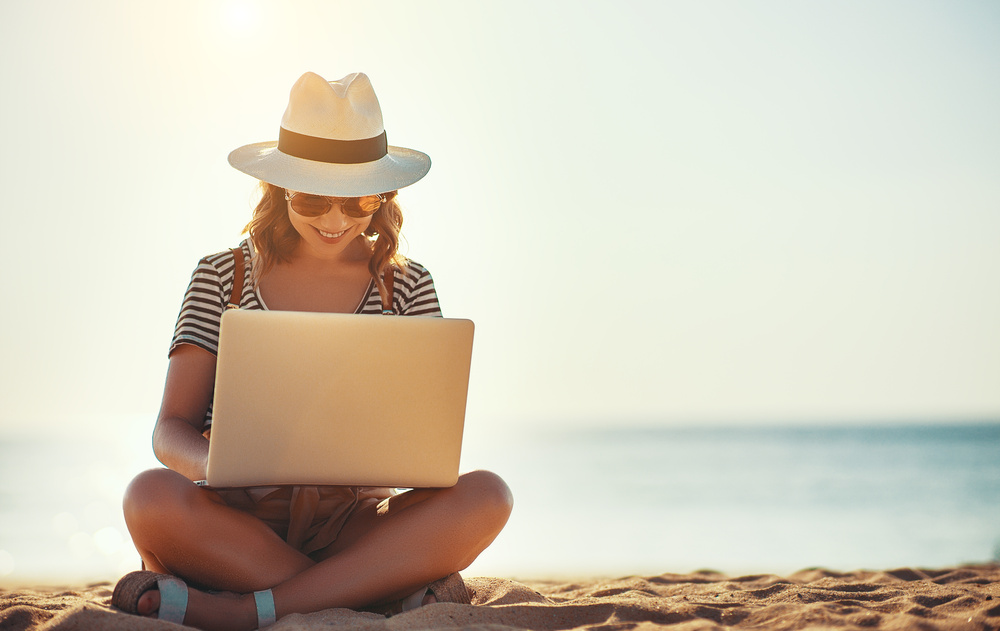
[204,309,474,489]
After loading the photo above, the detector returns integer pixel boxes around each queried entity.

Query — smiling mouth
[316,228,347,239]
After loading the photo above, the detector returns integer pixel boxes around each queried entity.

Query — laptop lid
[205,309,473,488]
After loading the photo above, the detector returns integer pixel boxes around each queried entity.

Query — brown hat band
[278,127,388,165]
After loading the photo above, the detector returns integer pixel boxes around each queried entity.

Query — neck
[291,235,372,269]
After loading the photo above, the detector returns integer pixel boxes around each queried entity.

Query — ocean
[1,419,998,585]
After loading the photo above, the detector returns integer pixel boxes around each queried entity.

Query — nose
[317,201,350,229]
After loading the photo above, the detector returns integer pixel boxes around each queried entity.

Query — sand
[1,565,998,631]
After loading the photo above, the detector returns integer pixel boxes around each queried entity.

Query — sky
[1,0,998,435]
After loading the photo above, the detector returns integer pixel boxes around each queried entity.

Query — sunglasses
[284,190,388,218]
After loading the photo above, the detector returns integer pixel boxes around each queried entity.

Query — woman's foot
[114,571,260,631]
[365,572,466,616]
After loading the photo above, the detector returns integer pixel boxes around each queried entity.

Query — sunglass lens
[353,195,382,216]
[289,194,330,217]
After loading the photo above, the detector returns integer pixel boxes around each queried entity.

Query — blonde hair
[243,182,407,298]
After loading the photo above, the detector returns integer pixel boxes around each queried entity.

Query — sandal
[424,572,471,606]
[369,572,471,616]
[112,570,278,628]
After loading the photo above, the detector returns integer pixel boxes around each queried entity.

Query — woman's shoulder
[393,258,438,297]
[193,240,252,273]
[395,257,433,282]
[391,258,441,316]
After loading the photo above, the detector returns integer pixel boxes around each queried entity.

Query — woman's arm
[151,344,217,481]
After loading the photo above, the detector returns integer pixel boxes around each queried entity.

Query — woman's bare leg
[123,468,316,591]
[293,469,513,608]
[122,469,512,630]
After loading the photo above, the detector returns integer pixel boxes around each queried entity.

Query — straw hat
[228,72,430,197]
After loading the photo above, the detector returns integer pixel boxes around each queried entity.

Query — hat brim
[228,141,431,197]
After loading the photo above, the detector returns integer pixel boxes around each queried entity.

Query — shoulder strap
[381,267,394,315]
[227,247,244,310]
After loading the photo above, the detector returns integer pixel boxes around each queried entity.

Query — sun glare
[221,0,259,36]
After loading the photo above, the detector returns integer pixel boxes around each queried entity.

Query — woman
[113,71,513,631]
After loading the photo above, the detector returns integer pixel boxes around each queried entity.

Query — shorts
[216,485,394,556]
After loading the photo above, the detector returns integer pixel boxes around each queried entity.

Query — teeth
[318,229,346,238]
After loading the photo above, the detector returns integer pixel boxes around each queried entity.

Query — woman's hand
[151,344,217,481]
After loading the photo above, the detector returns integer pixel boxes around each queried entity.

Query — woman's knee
[456,470,514,525]
[122,468,201,528]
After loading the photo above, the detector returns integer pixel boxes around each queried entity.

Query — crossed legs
[122,468,513,630]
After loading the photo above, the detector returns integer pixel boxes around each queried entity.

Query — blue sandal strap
[254,589,276,628]
[156,577,189,624]
[400,586,429,612]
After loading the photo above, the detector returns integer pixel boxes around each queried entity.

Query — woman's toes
[136,589,161,617]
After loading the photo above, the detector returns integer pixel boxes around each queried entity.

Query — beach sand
[2,565,998,630]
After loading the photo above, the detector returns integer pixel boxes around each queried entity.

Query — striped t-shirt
[169,239,442,429]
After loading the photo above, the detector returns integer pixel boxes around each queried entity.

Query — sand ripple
[1,565,997,630]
